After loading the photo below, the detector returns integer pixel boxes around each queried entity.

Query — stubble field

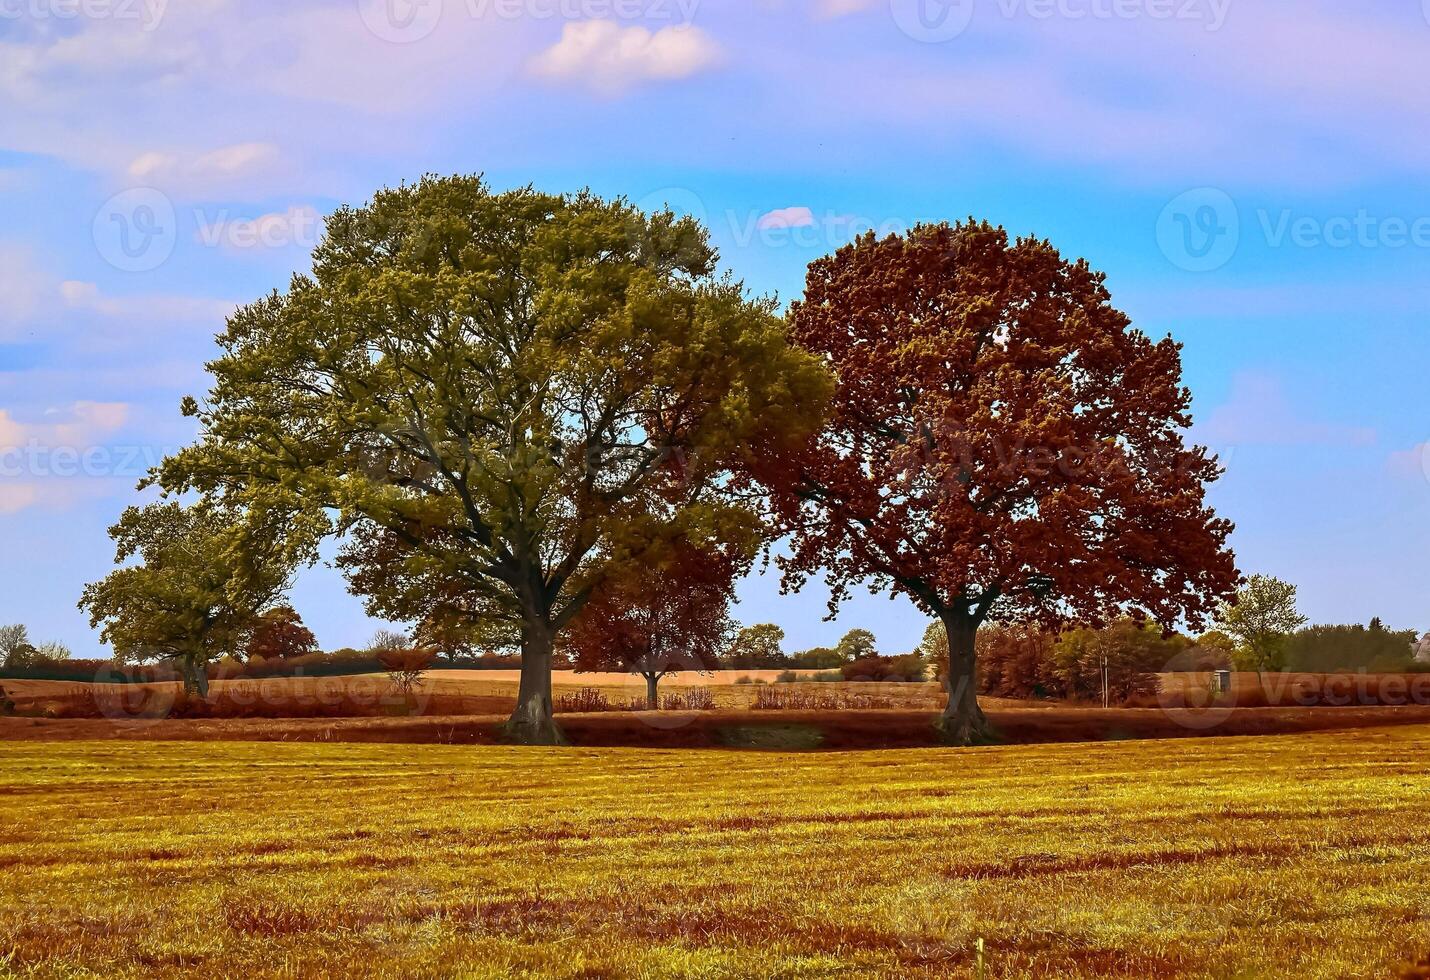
[3,727,1430,978]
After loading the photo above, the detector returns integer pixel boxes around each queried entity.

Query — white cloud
[529,21,721,95]
[0,401,133,515]
[125,142,283,197]
[756,206,816,231]
[812,0,879,18]
[60,280,237,323]
[193,205,324,254]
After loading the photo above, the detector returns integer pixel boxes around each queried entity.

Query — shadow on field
[9,705,1430,749]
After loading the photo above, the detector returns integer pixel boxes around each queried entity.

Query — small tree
[0,625,32,670]
[834,628,878,663]
[566,540,740,708]
[79,501,314,697]
[377,646,435,698]
[245,607,318,661]
[366,629,409,655]
[1216,575,1306,678]
[724,623,787,669]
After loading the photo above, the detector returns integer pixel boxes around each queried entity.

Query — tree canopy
[566,538,740,707]
[1216,574,1306,674]
[152,175,828,742]
[78,501,314,696]
[759,221,1239,742]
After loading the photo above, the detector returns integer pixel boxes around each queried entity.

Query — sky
[1,0,1428,657]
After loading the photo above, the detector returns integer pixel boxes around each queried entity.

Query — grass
[3,728,1430,978]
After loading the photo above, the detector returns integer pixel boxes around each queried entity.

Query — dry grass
[3,728,1430,977]
[0,672,945,720]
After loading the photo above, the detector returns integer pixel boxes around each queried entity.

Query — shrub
[556,688,611,713]
[775,670,799,684]
[841,655,924,682]
[1284,622,1419,673]
[751,687,900,711]
[376,648,434,697]
[661,688,716,711]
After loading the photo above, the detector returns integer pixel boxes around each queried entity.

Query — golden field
[4,728,1430,978]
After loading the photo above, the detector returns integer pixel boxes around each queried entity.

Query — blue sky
[2,0,1428,656]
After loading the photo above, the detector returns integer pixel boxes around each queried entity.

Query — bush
[841,655,924,682]
[556,688,611,713]
[977,625,1059,699]
[376,648,435,696]
[661,688,716,711]
[775,670,799,683]
[1284,622,1419,673]
[751,687,900,710]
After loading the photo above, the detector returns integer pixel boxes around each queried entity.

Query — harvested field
[3,728,1430,977]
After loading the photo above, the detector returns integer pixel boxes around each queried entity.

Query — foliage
[975,624,1058,698]
[153,175,828,743]
[841,654,925,682]
[1050,620,1183,704]
[78,501,316,697]
[365,629,409,655]
[1216,574,1307,673]
[1284,621,1419,673]
[723,623,787,669]
[758,221,1238,742]
[376,647,435,697]
[788,646,844,669]
[834,628,877,662]
[245,607,318,661]
[0,625,32,670]
[565,539,740,707]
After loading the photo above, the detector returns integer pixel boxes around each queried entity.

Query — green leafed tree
[723,623,787,669]
[1216,574,1307,677]
[151,175,828,743]
[834,628,878,663]
[78,501,316,697]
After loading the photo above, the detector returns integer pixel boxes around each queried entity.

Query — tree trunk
[937,614,994,745]
[504,620,566,745]
[644,673,660,710]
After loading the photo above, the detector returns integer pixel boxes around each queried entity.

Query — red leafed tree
[565,541,739,709]
[244,606,318,661]
[760,222,1239,744]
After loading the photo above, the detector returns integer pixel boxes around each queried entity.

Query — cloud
[60,280,238,323]
[756,206,817,230]
[812,0,879,18]
[125,142,284,197]
[0,401,134,515]
[529,21,721,95]
[1196,373,1378,449]
[192,205,324,255]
